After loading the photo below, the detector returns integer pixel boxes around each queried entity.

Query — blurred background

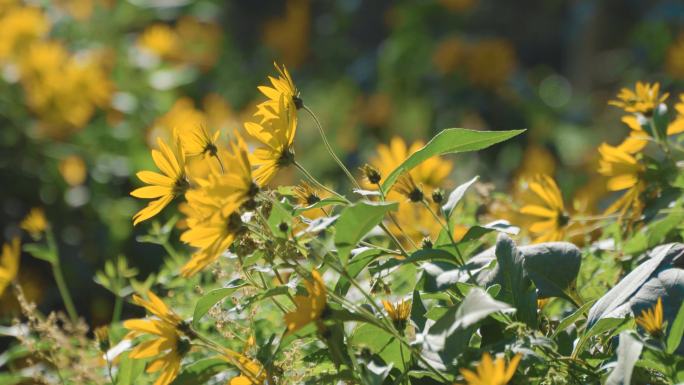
[1,0,684,327]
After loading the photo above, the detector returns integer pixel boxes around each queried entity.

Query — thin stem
[106,358,115,385]
[46,229,78,322]
[423,201,466,266]
[112,295,123,323]
[303,105,360,190]
[294,161,347,202]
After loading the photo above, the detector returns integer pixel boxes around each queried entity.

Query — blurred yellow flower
[0,237,20,296]
[464,39,516,89]
[262,0,310,69]
[20,207,47,238]
[636,297,664,338]
[175,16,221,70]
[131,138,188,226]
[59,155,87,186]
[609,82,668,115]
[666,34,684,79]
[148,98,205,147]
[19,41,112,137]
[284,270,327,334]
[370,136,452,192]
[666,95,684,136]
[439,0,478,12]
[459,353,521,385]
[123,291,186,385]
[433,36,466,75]
[519,175,568,243]
[0,5,48,61]
[244,96,297,186]
[256,62,300,122]
[514,144,556,182]
[138,23,180,59]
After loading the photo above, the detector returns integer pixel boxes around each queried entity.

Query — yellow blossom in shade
[0,5,48,61]
[636,297,664,338]
[222,348,266,385]
[284,270,327,334]
[294,181,322,206]
[123,291,186,385]
[244,95,297,186]
[464,39,516,89]
[514,144,556,181]
[519,175,569,243]
[20,207,47,238]
[262,0,310,69]
[458,353,521,385]
[667,35,684,80]
[395,174,425,203]
[131,138,188,226]
[147,98,206,148]
[609,82,668,115]
[0,237,20,296]
[255,62,300,122]
[175,16,222,70]
[59,155,87,186]
[138,23,180,59]
[433,36,467,75]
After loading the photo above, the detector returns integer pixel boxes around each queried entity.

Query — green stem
[112,295,123,323]
[294,161,348,202]
[46,229,78,323]
[303,105,360,190]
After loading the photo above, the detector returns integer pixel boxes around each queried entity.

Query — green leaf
[22,243,56,264]
[192,279,247,327]
[573,317,631,358]
[381,128,525,192]
[267,198,295,236]
[170,357,229,385]
[605,332,643,385]
[334,201,397,264]
[459,220,519,243]
[116,352,147,385]
[494,234,536,327]
[521,242,582,301]
[293,197,348,214]
[551,299,597,338]
[667,300,684,353]
[335,248,384,295]
[441,176,479,220]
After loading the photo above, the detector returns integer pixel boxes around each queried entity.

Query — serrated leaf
[334,201,397,264]
[381,128,525,192]
[192,279,247,327]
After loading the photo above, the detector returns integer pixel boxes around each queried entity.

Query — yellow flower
[597,143,645,216]
[284,270,327,334]
[519,175,569,243]
[138,23,180,59]
[370,136,452,191]
[395,174,425,203]
[294,181,322,206]
[0,5,48,61]
[179,137,256,276]
[223,348,266,385]
[609,82,668,115]
[459,353,521,385]
[178,124,221,158]
[262,0,310,69]
[598,143,644,192]
[59,155,87,186]
[667,34,684,79]
[0,237,20,296]
[383,299,411,330]
[463,39,516,89]
[123,291,186,385]
[147,98,206,148]
[131,138,188,226]
[666,94,684,136]
[636,297,664,338]
[244,95,297,186]
[94,325,110,352]
[20,207,47,238]
[433,36,467,75]
[255,62,300,122]
[175,16,222,70]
